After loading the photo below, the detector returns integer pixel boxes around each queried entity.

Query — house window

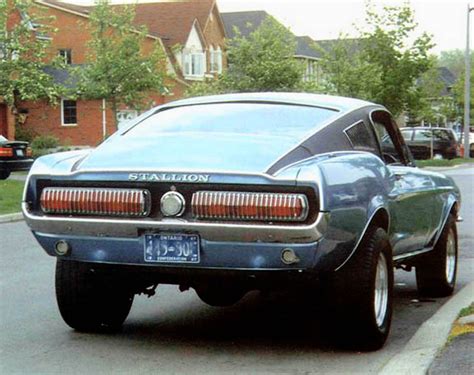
[58,49,72,64]
[210,46,223,74]
[184,52,205,77]
[61,99,77,126]
[304,60,318,82]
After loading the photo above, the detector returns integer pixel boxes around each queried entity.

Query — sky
[64,0,472,54]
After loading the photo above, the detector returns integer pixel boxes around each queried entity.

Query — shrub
[15,125,37,143]
[31,135,60,150]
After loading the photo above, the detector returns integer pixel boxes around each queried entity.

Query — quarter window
[61,99,77,126]
[344,121,380,154]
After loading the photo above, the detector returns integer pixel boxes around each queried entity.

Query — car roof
[162,92,379,113]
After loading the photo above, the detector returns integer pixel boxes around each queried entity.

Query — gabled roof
[122,0,216,46]
[438,67,456,87]
[295,36,321,59]
[40,1,217,47]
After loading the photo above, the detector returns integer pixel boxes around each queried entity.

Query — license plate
[144,234,200,263]
[16,149,24,157]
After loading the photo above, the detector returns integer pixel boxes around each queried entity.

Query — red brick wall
[22,99,112,146]
[17,3,184,146]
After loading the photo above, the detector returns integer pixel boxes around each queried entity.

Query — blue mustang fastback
[23,93,460,350]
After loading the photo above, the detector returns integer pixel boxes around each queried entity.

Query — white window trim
[184,51,206,78]
[61,99,77,127]
[209,46,223,74]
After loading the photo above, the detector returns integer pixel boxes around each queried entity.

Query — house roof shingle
[221,10,269,40]
[40,0,217,46]
[222,10,361,61]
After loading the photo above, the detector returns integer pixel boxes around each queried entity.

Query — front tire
[55,260,134,332]
[416,215,457,297]
[329,227,394,351]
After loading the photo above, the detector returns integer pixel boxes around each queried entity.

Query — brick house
[13,0,226,146]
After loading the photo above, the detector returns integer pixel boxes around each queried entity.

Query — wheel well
[370,208,390,233]
[450,202,458,217]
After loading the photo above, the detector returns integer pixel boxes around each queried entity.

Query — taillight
[26,147,32,157]
[0,147,13,157]
[191,191,309,222]
[40,187,150,217]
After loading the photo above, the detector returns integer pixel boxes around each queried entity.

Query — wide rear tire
[55,260,134,332]
[329,227,393,351]
[416,215,457,297]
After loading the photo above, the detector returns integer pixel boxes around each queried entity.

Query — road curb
[424,163,472,172]
[0,212,24,223]
[379,281,474,375]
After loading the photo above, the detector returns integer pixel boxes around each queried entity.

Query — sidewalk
[380,282,474,374]
[429,333,474,374]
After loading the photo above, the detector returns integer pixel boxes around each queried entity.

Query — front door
[370,111,434,255]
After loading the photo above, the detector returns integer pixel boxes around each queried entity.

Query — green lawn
[0,179,25,215]
[416,158,474,168]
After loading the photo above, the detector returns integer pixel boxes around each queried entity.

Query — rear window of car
[413,129,455,142]
[413,129,432,141]
[432,129,455,141]
[400,129,413,141]
[126,103,338,140]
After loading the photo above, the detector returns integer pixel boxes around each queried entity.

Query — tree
[186,17,306,97]
[77,0,168,130]
[452,69,474,124]
[439,49,474,125]
[0,0,62,111]
[318,3,434,117]
[438,49,473,78]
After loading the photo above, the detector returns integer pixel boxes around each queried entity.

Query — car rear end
[0,137,33,179]
[23,167,326,289]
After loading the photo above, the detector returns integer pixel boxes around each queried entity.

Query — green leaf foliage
[0,0,63,108]
[317,2,434,116]
[186,17,306,97]
[77,0,168,128]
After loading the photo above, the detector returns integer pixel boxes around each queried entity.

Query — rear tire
[0,171,10,180]
[416,215,457,297]
[55,259,134,332]
[329,227,393,351]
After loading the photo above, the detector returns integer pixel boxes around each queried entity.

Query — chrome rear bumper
[22,202,329,243]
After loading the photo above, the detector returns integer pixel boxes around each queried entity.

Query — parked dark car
[23,93,461,350]
[399,127,459,160]
[0,135,34,179]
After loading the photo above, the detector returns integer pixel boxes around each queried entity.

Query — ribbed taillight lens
[191,191,309,222]
[0,147,13,157]
[40,187,150,217]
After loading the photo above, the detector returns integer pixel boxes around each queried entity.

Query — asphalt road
[1,165,473,374]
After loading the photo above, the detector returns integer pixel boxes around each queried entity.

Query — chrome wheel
[445,229,456,284]
[374,253,389,328]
